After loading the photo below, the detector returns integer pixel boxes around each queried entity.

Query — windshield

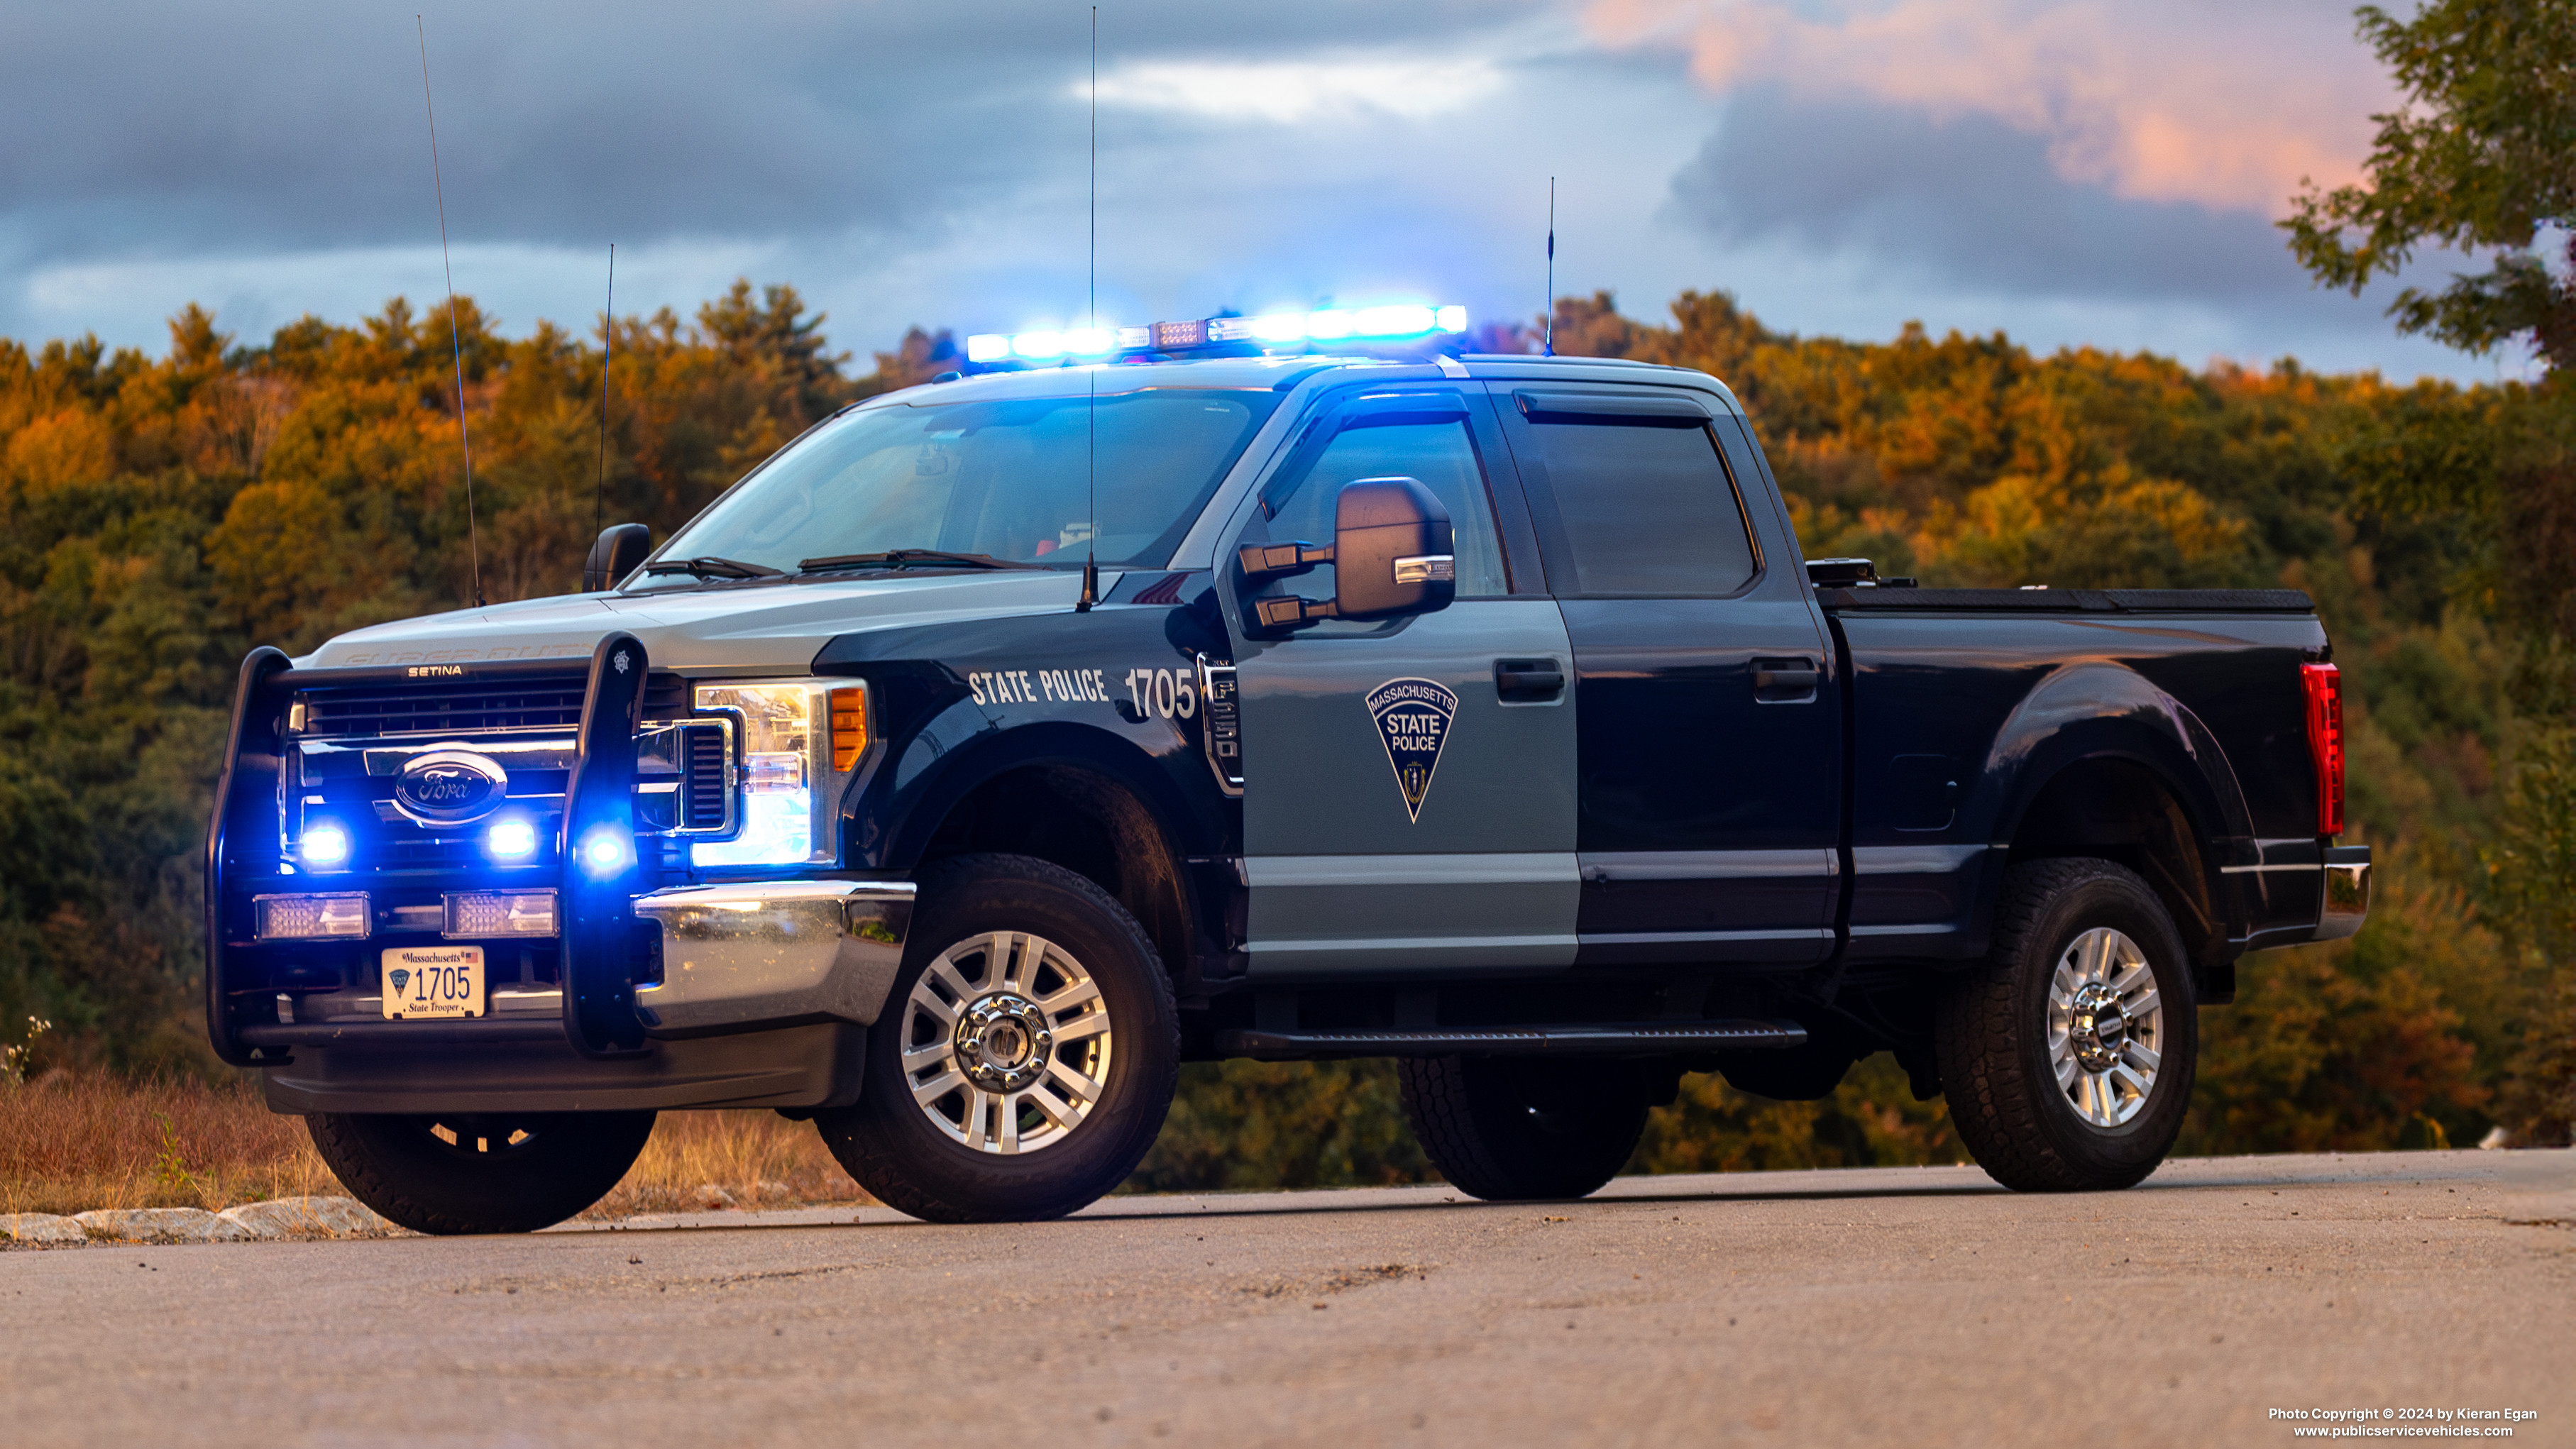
[640,387,1281,580]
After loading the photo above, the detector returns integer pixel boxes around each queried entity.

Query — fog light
[254,893,371,941]
[486,818,539,861]
[578,826,632,878]
[444,890,558,938]
[301,822,351,869]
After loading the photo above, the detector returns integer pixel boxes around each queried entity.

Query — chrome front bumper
[2314,845,2371,942]
[632,880,915,1036]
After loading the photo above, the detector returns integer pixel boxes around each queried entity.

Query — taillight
[2301,663,2343,837]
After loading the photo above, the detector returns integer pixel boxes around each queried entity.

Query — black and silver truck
[204,331,2369,1231]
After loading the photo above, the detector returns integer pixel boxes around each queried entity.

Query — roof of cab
[855,351,1733,412]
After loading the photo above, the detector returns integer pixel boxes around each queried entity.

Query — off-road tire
[307,1110,656,1235]
[816,853,1179,1223]
[1398,1056,1649,1201]
[1934,857,2198,1192]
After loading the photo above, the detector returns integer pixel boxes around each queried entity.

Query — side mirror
[1241,477,1455,632]
[583,524,652,592]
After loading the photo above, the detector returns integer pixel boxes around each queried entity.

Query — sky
[0,0,2526,382]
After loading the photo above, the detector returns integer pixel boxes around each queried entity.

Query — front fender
[859,709,1214,874]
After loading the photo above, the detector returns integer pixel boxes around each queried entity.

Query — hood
[302,570,1104,675]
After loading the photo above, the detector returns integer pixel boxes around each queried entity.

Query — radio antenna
[1077,4,1099,613]
[1543,177,1556,357]
[417,15,483,607]
[595,242,614,541]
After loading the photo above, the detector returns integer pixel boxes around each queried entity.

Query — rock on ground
[72,1208,251,1244]
[1,1213,88,1245]
[217,1197,400,1240]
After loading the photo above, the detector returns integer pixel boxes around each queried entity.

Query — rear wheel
[1934,857,2197,1192]
[307,1110,656,1234]
[1398,1056,1648,1201]
[816,854,1179,1223]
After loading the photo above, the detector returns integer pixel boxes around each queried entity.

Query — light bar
[964,303,1468,368]
[255,893,371,942]
[443,890,559,940]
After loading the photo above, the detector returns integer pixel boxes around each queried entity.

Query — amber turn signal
[830,687,869,772]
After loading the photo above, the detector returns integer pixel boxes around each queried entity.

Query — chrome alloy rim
[898,931,1113,1155]
[2046,927,2164,1128]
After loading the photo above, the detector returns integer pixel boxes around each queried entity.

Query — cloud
[1093,55,1507,123]
[1587,0,2392,215]
[1672,87,2300,303]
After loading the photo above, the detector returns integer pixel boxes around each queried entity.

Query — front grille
[304,682,588,737]
[683,724,730,829]
[377,831,561,871]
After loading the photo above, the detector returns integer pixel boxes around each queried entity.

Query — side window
[1527,422,1758,595]
[1259,418,1509,598]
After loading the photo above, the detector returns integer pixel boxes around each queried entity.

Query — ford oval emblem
[392,750,510,825]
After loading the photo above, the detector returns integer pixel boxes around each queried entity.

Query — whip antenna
[1543,177,1556,358]
[1077,4,1099,613]
[417,15,484,607]
[595,243,614,540]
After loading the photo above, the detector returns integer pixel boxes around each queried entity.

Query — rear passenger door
[1492,385,1841,966]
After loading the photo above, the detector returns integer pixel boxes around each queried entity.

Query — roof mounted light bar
[966,304,1468,368]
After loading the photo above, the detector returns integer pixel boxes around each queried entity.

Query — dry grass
[580,1111,871,1218]
[0,1070,335,1215]
[0,1071,869,1219]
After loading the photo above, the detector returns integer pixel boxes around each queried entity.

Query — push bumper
[204,637,915,1106]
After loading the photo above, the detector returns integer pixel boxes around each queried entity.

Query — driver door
[1228,388,1579,978]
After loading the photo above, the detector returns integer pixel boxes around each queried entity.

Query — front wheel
[307,1110,656,1234]
[1934,857,2198,1192]
[1398,1057,1648,1201]
[815,854,1179,1223]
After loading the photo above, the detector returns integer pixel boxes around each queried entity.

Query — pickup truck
[204,334,2370,1231]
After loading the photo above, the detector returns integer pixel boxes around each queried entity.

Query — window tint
[1260,417,1508,598]
[1530,422,1757,595]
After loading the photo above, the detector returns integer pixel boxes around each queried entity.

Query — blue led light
[577,826,632,878]
[301,822,351,869]
[486,818,539,861]
[964,302,1468,370]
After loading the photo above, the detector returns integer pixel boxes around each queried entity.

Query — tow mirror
[584,524,652,592]
[1241,477,1455,633]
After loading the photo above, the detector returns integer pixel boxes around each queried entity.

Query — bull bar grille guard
[204,637,801,1065]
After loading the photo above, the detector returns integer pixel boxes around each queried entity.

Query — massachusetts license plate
[380,946,485,1020]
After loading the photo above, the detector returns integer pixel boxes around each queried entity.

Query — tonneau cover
[1817,587,2313,613]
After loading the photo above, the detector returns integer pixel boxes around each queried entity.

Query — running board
[1213,1020,1807,1061]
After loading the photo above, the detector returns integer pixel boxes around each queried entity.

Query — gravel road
[4,1149,2569,1448]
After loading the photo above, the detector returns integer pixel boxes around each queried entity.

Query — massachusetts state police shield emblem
[1365,678,1458,823]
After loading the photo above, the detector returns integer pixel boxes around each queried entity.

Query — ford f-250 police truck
[204,324,2369,1232]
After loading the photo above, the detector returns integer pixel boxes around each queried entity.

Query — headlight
[688,681,868,867]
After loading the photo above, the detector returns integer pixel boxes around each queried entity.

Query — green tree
[2284,0,2576,369]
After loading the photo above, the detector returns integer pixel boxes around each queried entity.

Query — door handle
[1495,658,1565,702]
[1752,657,1820,703]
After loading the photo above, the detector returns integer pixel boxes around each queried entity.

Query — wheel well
[913,765,1194,981]
[2005,757,2223,966]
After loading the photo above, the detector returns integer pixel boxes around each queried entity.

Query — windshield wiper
[642,556,784,580]
[797,549,1040,574]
